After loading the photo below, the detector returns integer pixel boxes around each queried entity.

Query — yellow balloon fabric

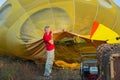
[90,21,120,43]
[0,0,120,60]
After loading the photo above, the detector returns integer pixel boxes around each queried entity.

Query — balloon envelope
[0,0,120,60]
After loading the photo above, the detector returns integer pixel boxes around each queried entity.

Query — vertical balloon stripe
[90,21,99,38]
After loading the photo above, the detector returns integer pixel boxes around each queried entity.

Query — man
[43,26,55,78]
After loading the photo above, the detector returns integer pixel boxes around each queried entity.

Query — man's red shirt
[43,31,55,51]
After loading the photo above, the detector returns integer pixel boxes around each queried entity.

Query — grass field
[0,55,81,80]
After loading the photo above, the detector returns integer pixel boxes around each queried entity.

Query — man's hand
[49,39,54,44]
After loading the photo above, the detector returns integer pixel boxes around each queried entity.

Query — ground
[0,55,81,80]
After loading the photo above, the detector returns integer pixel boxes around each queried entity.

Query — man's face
[45,28,50,33]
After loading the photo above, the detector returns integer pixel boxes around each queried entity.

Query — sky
[0,0,7,7]
[113,0,120,7]
[0,0,120,7]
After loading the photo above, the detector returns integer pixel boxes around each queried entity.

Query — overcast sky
[0,0,7,7]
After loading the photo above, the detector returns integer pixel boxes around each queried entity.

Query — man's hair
[44,26,50,30]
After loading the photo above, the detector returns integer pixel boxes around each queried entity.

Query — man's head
[44,26,50,33]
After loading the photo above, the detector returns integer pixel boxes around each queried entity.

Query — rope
[93,2,99,21]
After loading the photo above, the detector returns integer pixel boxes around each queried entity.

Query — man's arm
[53,29,65,34]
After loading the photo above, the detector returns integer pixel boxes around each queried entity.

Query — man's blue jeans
[44,49,54,76]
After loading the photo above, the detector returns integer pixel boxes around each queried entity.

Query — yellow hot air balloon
[0,0,120,61]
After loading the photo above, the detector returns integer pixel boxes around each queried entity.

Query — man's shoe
[44,75,52,79]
